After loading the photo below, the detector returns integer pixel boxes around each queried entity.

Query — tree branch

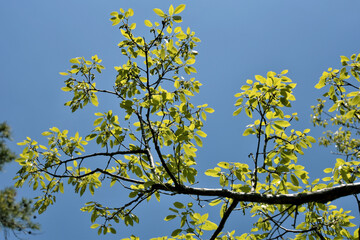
[152,182,360,205]
[209,200,238,240]
[42,168,145,185]
[57,150,148,165]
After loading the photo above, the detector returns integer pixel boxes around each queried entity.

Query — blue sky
[1,0,360,239]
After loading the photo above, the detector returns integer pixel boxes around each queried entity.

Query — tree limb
[209,200,238,240]
[152,182,360,205]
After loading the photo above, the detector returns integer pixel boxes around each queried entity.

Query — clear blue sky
[1,0,360,239]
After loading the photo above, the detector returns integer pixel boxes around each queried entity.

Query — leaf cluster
[13,5,360,240]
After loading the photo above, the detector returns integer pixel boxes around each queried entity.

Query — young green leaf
[196,130,207,138]
[144,20,153,27]
[174,4,186,14]
[274,120,290,128]
[153,8,165,17]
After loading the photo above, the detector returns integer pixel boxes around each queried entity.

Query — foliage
[14,5,360,239]
[0,122,39,239]
[0,122,16,171]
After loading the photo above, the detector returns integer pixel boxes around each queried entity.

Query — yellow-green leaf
[243,128,254,136]
[209,199,222,206]
[194,135,203,147]
[290,174,299,186]
[129,133,136,141]
[91,94,99,107]
[70,58,80,64]
[144,20,153,27]
[345,110,355,119]
[174,81,180,89]
[174,4,186,14]
[245,108,252,118]
[91,224,100,229]
[340,56,350,63]
[153,8,165,17]
[200,220,217,231]
[61,87,72,92]
[168,5,174,15]
[129,23,136,30]
[350,95,360,106]
[186,59,195,65]
[218,162,230,169]
[164,215,176,221]
[306,136,316,143]
[205,169,220,177]
[233,107,242,116]
[274,120,290,128]
[42,131,52,136]
[314,79,325,89]
[204,108,214,113]
[94,118,102,126]
[196,130,207,138]
[281,69,288,75]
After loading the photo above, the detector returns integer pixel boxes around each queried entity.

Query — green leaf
[209,199,222,206]
[345,109,355,119]
[183,144,196,157]
[173,16,182,23]
[176,32,187,40]
[70,58,80,64]
[290,174,299,186]
[350,95,360,106]
[86,133,97,141]
[328,103,338,112]
[186,59,195,65]
[153,8,165,17]
[255,75,266,82]
[61,87,72,92]
[42,131,52,136]
[144,20,153,27]
[265,124,271,136]
[91,224,100,229]
[306,136,316,143]
[204,169,220,177]
[340,56,350,63]
[174,4,186,14]
[110,17,120,26]
[204,107,214,113]
[194,135,203,147]
[281,69,288,75]
[129,23,136,30]
[218,162,230,169]
[273,120,290,128]
[91,94,99,107]
[129,133,137,141]
[243,128,254,136]
[164,215,176,221]
[245,108,253,118]
[94,118,103,126]
[173,202,185,209]
[201,111,207,121]
[233,107,242,116]
[196,130,207,138]
[174,81,180,89]
[314,78,325,89]
[200,220,217,230]
[171,229,182,237]
[168,5,174,15]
